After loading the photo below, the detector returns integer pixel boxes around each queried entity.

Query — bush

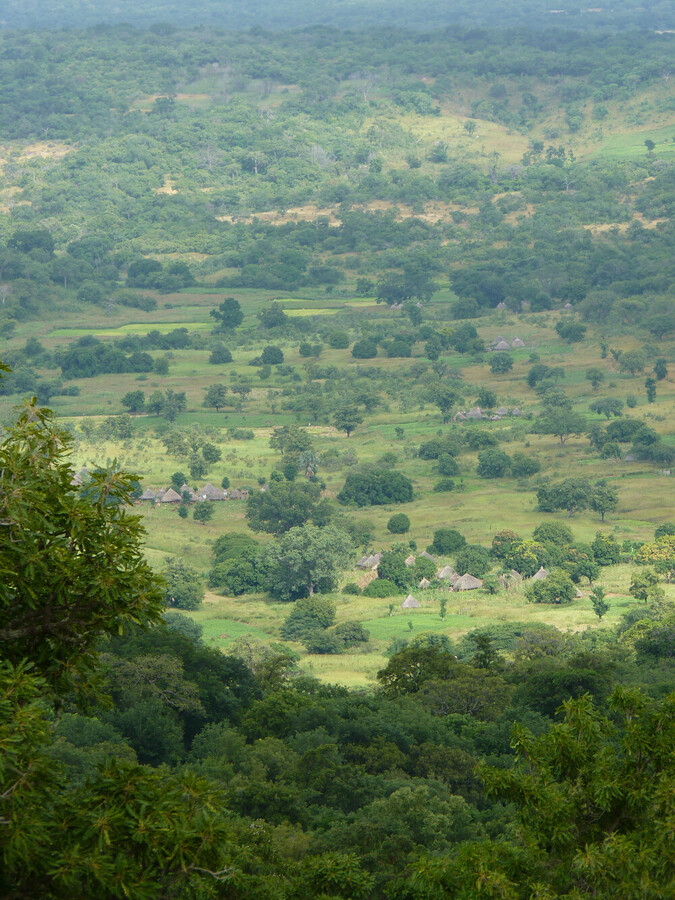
[433,479,456,492]
[387,513,410,534]
[510,453,541,477]
[437,454,459,477]
[209,345,233,364]
[327,331,349,349]
[455,545,491,577]
[430,528,466,555]
[280,596,336,641]
[303,631,344,654]
[418,437,460,459]
[337,471,413,507]
[261,345,284,365]
[334,621,370,647]
[363,579,403,597]
[477,449,512,478]
[341,582,362,595]
[525,569,576,605]
[351,339,378,359]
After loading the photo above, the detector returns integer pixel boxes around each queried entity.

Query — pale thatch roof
[180,483,199,502]
[511,407,523,417]
[493,340,511,351]
[455,573,483,591]
[532,566,548,581]
[453,412,467,421]
[405,554,416,567]
[575,588,583,598]
[418,578,432,589]
[160,487,182,503]
[71,467,91,486]
[229,488,248,499]
[496,406,509,416]
[496,301,507,309]
[356,555,370,569]
[155,488,166,500]
[509,569,523,582]
[563,302,573,309]
[401,594,421,609]
[437,565,459,581]
[467,407,485,419]
[139,488,156,501]
[199,482,227,501]
[511,336,526,348]
[491,335,506,346]
[419,551,437,562]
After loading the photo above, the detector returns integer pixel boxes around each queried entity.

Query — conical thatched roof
[418,578,432,589]
[496,301,507,309]
[575,588,583,598]
[180,483,198,501]
[467,407,484,419]
[405,554,416,567]
[401,594,421,609]
[139,488,155,501]
[199,482,226,501]
[494,340,510,351]
[160,488,182,503]
[455,573,482,590]
[491,335,506,346]
[419,551,436,562]
[437,565,459,581]
[563,302,573,309]
[71,467,91,486]
[496,406,509,416]
[511,407,523,417]
[511,336,526,348]
[509,569,523,582]
[155,488,166,500]
[453,411,467,421]
[532,566,548,581]
[356,555,370,569]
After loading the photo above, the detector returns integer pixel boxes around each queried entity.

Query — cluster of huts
[356,556,581,607]
[453,405,522,422]
[138,482,248,504]
[489,335,526,351]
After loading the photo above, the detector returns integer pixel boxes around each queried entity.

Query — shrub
[304,631,344,654]
[525,570,576,604]
[437,454,459,477]
[430,528,466,555]
[341,582,362,595]
[433,479,455,492]
[363,579,403,597]
[327,331,349,349]
[261,345,284,365]
[477,449,512,478]
[455,545,491,577]
[280,596,336,641]
[510,453,541,477]
[334,621,370,647]
[387,513,410,534]
[351,339,378,359]
[337,471,413,507]
[209,345,233,364]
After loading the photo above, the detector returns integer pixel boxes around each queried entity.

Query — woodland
[1,2,674,898]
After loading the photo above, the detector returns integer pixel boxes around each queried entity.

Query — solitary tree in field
[210,297,243,332]
[645,138,655,154]
[333,406,363,437]
[590,585,610,620]
[193,501,214,525]
[203,384,228,412]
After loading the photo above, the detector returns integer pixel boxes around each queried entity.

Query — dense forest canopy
[1,4,674,897]
[2,0,675,32]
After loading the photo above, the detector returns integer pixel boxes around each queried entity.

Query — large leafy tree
[262,524,353,601]
[0,399,164,695]
[403,690,675,899]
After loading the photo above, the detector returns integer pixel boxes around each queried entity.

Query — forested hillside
[1,5,674,897]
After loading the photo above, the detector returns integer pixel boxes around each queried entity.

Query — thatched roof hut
[405,554,416,567]
[509,569,523,582]
[418,578,432,589]
[199,482,227,501]
[356,555,370,569]
[496,406,509,417]
[71,467,91,486]
[563,302,573,309]
[511,407,523,417]
[419,551,437,562]
[453,411,467,421]
[180,483,199,502]
[467,407,485,419]
[401,594,421,609]
[154,488,166,500]
[511,336,526,348]
[491,336,506,346]
[493,340,511,351]
[532,566,548,581]
[496,301,507,310]
[139,488,156,502]
[454,573,483,591]
[160,488,182,503]
[437,565,459,582]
